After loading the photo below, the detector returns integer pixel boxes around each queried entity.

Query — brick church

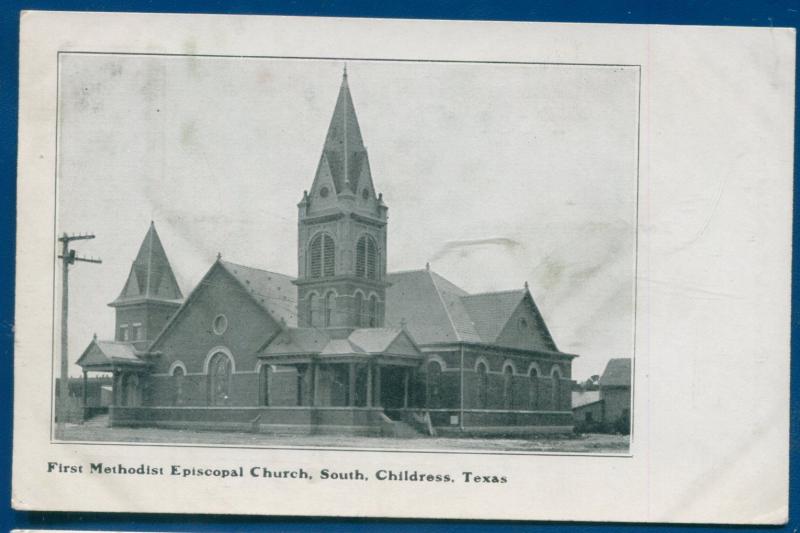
[76,68,578,437]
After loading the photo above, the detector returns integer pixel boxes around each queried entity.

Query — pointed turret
[111,221,182,304]
[318,66,367,195]
[109,222,183,348]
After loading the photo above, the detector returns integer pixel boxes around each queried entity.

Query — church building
[76,68,578,437]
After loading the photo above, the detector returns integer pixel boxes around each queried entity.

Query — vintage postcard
[13,11,793,523]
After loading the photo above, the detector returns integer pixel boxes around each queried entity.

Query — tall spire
[314,66,369,195]
[111,222,183,305]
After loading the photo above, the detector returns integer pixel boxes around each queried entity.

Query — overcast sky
[57,54,639,380]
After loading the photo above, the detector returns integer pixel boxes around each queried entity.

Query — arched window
[354,292,365,327]
[172,366,185,406]
[259,364,271,406]
[309,233,335,278]
[427,361,442,408]
[529,366,539,410]
[476,362,488,409]
[368,295,379,327]
[551,366,563,410]
[307,293,317,327]
[324,291,335,327]
[356,235,379,280]
[503,364,514,409]
[208,352,232,406]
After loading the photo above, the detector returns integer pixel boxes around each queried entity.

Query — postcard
[13,11,793,523]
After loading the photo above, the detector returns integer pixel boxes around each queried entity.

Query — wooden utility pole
[57,233,101,438]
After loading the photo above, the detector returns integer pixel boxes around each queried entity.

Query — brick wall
[149,265,281,377]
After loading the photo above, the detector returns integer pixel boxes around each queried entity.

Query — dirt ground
[62,419,629,454]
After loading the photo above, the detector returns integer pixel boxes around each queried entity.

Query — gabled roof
[313,68,371,195]
[77,338,146,369]
[384,269,480,345]
[111,222,183,306]
[572,390,601,408]
[260,327,421,359]
[147,259,297,352]
[385,269,561,353]
[261,327,331,355]
[461,289,527,343]
[219,260,298,327]
[599,358,632,387]
[348,328,415,354]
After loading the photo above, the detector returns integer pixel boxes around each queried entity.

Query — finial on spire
[524,280,529,290]
[400,318,407,329]
[217,252,222,261]
[343,63,348,79]
[426,262,430,271]
[92,332,97,341]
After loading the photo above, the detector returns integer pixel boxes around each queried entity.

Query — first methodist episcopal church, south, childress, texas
[76,68,579,438]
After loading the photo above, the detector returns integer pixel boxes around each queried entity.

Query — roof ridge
[219,259,295,280]
[386,268,428,276]
[462,288,526,298]
[427,269,463,342]
[145,224,154,297]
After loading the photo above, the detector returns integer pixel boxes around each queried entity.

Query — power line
[56,232,102,439]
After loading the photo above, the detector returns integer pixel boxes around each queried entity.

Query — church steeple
[315,65,369,196]
[112,221,182,304]
[109,222,182,347]
[295,67,389,329]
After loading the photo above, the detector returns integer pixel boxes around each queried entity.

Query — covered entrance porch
[255,326,425,433]
[75,336,149,421]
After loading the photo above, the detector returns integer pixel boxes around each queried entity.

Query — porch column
[348,363,356,407]
[111,371,119,407]
[366,361,373,407]
[82,370,88,408]
[374,365,382,407]
[311,362,319,407]
[296,365,304,406]
[403,368,410,408]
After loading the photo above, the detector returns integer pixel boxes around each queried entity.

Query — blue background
[0,1,797,532]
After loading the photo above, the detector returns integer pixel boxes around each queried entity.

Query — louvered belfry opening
[309,233,335,278]
[356,235,378,280]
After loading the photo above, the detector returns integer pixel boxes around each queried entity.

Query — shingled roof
[77,338,146,370]
[110,222,183,306]
[461,289,528,343]
[313,68,371,195]
[260,327,420,360]
[385,269,559,352]
[219,260,298,327]
[599,358,632,388]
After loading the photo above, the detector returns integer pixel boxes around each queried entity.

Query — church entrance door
[380,367,406,410]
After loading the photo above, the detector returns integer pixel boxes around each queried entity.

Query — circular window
[320,186,330,198]
[213,314,228,335]
[362,188,370,200]
[518,317,529,331]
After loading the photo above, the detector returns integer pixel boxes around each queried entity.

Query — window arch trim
[308,231,336,278]
[168,361,188,376]
[474,356,491,372]
[355,234,380,280]
[426,354,447,370]
[527,362,542,377]
[203,346,236,375]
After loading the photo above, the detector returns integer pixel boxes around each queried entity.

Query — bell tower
[109,222,183,350]
[294,66,389,329]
